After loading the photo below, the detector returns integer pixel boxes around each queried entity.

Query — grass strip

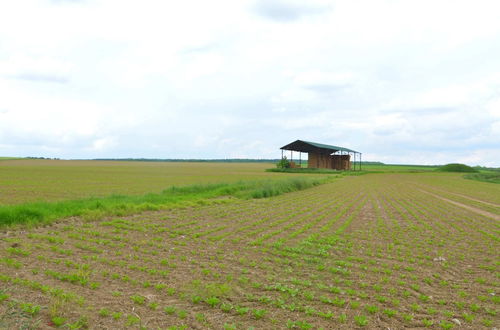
[463,172,500,184]
[0,176,334,228]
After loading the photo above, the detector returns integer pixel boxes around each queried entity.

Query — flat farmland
[0,168,498,329]
[0,160,287,205]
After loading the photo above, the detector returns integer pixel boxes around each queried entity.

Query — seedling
[253,309,267,320]
[164,306,176,315]
[51,316,66,327]
[99,308,110,317]
[130,295,145,305]
[438,320,454,329]
[236,306,249,315]
[354,315,368,326]
[365,305,379,314]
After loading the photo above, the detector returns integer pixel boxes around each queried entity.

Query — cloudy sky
[1,0,499,165]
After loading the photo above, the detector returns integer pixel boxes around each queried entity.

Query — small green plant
[195,312,206,323]
[383,309,397,317]
[236,306,249,315]
[112,312,122,320]
[98,308,110,317]
[0,292,9,303]
[442,310,453,318]
[126,314,141,326]
[220,303,232,312]
[422,319,434,327]
[427,307,438,315]
[462,313,474,322]
[438,320,454,329]
[485,308,496,316]
[130,295,145,305]
[20,302,41,315]
[410,303,421,312]
[205,296,220,307]
[67,317,88,330]
[177,309,188,319]
[155,283,166,291]
[51,316,67,327]
[286,319,313,329]
[354,315,369,326]
[481,318,493,327]
[6,246,31,256]
[470,303,480,312]
[365,305,379,314]
[164,306,176,315]
[253,309,267,319]
[419,294,430,302]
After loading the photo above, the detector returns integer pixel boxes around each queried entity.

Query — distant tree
[437,163,478,173]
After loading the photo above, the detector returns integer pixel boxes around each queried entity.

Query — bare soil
[0,173,498,329]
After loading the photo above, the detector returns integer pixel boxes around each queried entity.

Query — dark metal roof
[280,140,360,154]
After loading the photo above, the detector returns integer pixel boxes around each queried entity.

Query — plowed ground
[1,173,498,329]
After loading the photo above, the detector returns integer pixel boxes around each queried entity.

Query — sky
[1,0,500,166]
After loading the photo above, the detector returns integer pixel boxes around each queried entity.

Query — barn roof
[280,140,359,154]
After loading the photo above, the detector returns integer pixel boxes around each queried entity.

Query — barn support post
[353,152,356,171]
[299,152,302,167]
[290,150,293,163]
[360,153,362,171]
[281,149,283,160]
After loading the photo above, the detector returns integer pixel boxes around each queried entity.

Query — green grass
[269,164,439,174]
[361,164,438,172]
[266,163,439,175]
[0,176,334,228]
[463,172,500,184]
[0,160,291,205]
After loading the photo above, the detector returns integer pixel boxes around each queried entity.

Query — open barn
[280,140,362,170]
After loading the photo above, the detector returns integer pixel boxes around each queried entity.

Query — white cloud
[252,0,332,22]
[0,0,499,164]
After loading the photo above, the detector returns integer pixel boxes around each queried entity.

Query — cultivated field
[0,160,291,205]
[0,162,498,329]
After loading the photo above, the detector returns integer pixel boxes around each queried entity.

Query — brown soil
[0,173,498,329]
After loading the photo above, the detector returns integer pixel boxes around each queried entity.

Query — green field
[0,160,498,329]
[0,159,298,205]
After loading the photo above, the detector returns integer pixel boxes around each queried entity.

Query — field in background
[360,164,438,172]
[0,160,297,205]
[0,171,498,329]
[0,159,449,206]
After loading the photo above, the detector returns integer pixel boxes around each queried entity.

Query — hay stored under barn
[280,140,361,170]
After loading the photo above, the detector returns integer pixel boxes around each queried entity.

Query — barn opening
[280,140,362,170]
